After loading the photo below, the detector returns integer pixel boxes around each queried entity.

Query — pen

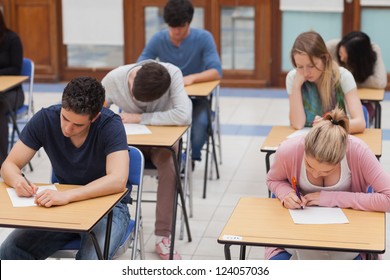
[22,173,32,186]
[22,173,36,195]
[292,176,303,209]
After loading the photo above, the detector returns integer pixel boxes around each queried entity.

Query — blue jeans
[270,251,362,260]
[0,202,130,260]
[191,98,209,161]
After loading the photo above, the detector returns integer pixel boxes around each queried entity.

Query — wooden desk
[185,80,220,97]
[261,126,382,174]
[185,80,221,199]
[0,182,127,259]
[127,125,192,259]
[0,76,28,92]
[218,197,386,260]
[358,88,384,128]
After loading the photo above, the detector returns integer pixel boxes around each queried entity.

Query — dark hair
[336,31,377,83]
[163,0,194,27]
[62,76,105,119]
[132,62,171,102]
[0,10,10,43]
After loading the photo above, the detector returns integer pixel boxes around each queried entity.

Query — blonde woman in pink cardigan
[266,107,390,260]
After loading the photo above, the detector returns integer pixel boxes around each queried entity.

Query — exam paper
[287,127,311,139]
[289,207,349,224]
[6,185,58,207]
[123,124,151,135]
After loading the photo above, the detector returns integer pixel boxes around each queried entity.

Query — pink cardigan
[265,134,390,259]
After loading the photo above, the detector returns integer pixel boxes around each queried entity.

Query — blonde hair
[291,31,341,112]
[304,107,349,164]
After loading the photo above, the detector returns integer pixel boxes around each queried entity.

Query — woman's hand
[282,191,307,209]
[303,192,321,206]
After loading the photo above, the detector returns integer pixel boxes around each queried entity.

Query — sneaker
[155,237,182,260]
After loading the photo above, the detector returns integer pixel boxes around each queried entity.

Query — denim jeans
[191,98,209,161]
[0,202,130,260]
[270,251,362,260]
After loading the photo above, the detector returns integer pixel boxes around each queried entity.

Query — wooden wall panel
[12,0,59,81]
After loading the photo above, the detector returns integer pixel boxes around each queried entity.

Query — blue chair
[362,104,370,128]
[50,146,145,259]
[9,58,35,148]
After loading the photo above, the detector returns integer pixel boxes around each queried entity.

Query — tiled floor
[1,85,390,260]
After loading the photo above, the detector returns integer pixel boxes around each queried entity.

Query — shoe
[155,237,182,260]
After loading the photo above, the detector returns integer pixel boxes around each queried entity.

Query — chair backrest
[362,104,369,128]
[21,58,35,117]
[50,146,145,259]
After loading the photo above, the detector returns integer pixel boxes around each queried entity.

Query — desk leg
[239,245,246,260]
[224,244,232,260]
[103,210,113,259]
[169,147,192,260]
[202,97,220,199]
[374,102,381,128]
[265,151,275,198]
[89,232,104,260]
[88,210,113,260]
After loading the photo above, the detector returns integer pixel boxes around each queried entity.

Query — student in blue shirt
[138,0,222,166]
[0,76,130,260]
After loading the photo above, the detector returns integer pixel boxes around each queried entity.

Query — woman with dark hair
[327,31,387,89]
[0,9,24,167]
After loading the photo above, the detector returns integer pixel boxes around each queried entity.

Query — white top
[299,155,352,193]
[286,66,357,96]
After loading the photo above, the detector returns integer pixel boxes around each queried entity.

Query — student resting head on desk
[102,60,192,260]
[287,31,366,134]
[266,107,390,260]
[326,31,387,121]
[0,76,130,260]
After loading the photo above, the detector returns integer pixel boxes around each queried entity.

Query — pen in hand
[22,173,37,196]
[292,176,303,209]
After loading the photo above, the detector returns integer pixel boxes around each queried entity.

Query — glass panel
[221,7,255,70]
[361,8,390,72]
[281,11,342,71]
[67,45,123,68]
[62,0,124,68]
[145,7,204,44]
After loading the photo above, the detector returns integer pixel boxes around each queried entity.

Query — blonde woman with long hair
[287,31,366,134]
[266,107,390,259]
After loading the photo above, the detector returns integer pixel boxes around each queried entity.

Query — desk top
[357,88,385,102]
[260,126,382,157]
[0,182,127,232]
[218,197,385,253]
[185,80,220,97]
[0,76,28,92]
[127,125,189,147]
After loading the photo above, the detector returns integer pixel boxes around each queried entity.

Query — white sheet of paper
[289,207,349,224]
[6,185,58,207]
[123,124,152,135]
[287,127,311,139]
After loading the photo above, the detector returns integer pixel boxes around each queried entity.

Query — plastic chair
[362,104,370,128]
[9,58,35,147]
[50,146,145,260]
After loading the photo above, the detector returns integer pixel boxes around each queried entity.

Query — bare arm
[288,71,306,129]
[183,69,221,86]
[35,150,129,207]
[1,141,38,197]
[344,88,366,133]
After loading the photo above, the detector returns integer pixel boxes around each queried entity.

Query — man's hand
[120,112,141,123]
